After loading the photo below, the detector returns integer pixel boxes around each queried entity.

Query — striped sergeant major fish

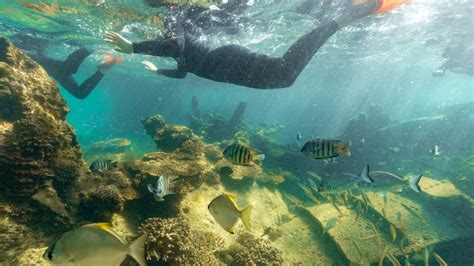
[223,143,265,166]
[301,138,351,159]
[89,159,118,173]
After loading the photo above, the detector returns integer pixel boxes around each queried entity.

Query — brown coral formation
[0,37,83,197]
[138,216,224,265]
[77,185,124,222]
[143,114,199,152]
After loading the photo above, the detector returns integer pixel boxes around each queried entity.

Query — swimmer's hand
[142,61,158,73]
[104,32,133,54]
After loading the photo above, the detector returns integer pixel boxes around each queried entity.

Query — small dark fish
[301,138,351,159]
[223,143,265,166]
[89,159,117,173]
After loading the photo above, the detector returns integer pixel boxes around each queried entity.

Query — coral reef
[0,37,83,197]
[77,185,124,222]
[218,232,284,265]
[143,114,198,152]
[138,216,224,265]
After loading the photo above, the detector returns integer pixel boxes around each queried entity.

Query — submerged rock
[31,180,67,216]
[142,114,198,152]
[0,38,83,197]
[77,185,124,222]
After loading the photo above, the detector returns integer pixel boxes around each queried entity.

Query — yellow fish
[43,223,146,266]
[208,194,252,234]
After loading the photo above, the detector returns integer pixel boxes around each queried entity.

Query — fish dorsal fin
[85,222,113,232]
[83,223,126,245]
[226,194,236,203]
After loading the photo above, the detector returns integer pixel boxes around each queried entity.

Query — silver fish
[43,223,145,266]
[147,176,179,201]
[358,167,423,193]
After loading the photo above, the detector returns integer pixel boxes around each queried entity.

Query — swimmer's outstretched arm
[104,32,133,53]
[104,32,180,57]
[142,61,187,79]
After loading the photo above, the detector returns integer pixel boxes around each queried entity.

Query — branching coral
[218,232,283,266]
[138,217,223,265]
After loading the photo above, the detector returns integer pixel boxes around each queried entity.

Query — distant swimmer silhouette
[105,0,409,89]
[13,32,123,100]
[28,49,122,99]
[432,44,474,77]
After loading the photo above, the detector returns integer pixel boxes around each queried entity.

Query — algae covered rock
[77,185,124,222]
[0,37,83,197]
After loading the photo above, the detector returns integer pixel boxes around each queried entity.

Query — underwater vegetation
[0,38,473,266]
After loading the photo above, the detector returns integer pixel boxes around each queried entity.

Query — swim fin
[374,0,410,14]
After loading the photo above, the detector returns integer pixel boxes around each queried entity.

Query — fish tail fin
[359,165,374,183]
[240,205,252,231]
[336,141,351,156]
[129,234,147,266]
[409,174,422,193]
[253,154,265,164]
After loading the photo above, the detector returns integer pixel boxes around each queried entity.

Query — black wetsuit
[132,6,340,89]
[29,48,105,99]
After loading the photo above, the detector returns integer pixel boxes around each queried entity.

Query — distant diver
[13,33,122,99]
[432,44,474,77]
[105,0,409,89]
[28,49,122,99]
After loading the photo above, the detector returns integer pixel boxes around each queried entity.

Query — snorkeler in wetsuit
[27,49,120,99]
[432,44,474,77]
[105,0,409,89]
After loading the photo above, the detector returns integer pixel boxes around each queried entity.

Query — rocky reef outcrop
[143,114,198,152]
[0,37,83,197]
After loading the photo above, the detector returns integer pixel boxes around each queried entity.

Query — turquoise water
[1,0,473,265]
[2,0,472,151]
